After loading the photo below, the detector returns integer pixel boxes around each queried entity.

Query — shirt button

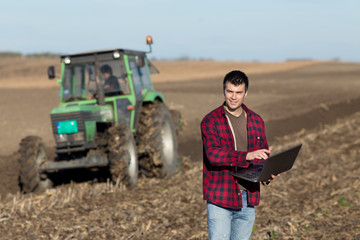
[230,164,233,166]
[238,193,240,196]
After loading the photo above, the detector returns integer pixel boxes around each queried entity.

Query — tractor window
[62,59,129,102]
[129,59,143,95]
[63,66,73,100]
[129,57,152,90]
[63,63,96,102]
[99,60,130,96]
[139,63,152,89]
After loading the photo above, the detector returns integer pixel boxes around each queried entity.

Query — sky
[0,0,359,62]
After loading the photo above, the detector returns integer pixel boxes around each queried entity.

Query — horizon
[0,51,345,63]
[0,51,351,63]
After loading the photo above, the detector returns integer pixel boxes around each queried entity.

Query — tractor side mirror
[48,66,55,80]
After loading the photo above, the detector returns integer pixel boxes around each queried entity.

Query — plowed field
[0,59,359,239]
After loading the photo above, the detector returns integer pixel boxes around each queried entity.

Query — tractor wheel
[108,124,138,188]
[18,136,53,193]
[137,101,179,178]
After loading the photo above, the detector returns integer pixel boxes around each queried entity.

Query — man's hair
[100,64,113,75]
[223,70,249,92]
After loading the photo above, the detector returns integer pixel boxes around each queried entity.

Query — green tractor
[18,36,181,193]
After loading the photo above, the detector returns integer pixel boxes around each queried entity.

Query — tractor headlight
[55,134,68,143]
[73,132,85,142]
[113,51,121,59]
[64,57,71,64]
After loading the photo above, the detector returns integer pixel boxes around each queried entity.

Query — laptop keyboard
[243,168,262,178]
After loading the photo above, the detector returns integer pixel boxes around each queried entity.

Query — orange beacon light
[146,35,153,45]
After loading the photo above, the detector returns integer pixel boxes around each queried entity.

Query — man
[100,64,120,93]
[201,70,275,240]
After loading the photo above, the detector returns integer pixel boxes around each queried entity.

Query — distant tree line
[0,52,22,58]
[0,51,61,58]
[149,56,214,61]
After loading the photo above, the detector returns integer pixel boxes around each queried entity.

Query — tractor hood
[51,104,114,123]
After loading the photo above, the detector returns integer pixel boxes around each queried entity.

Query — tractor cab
[48,37,163,140]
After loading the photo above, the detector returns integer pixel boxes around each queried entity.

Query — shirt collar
[221,102,251,116]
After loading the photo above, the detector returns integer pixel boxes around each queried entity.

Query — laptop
[231,144,302,182]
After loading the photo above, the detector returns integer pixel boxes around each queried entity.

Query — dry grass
[0,58,60,89]
[0,57,322,89]
[0,112,359,239]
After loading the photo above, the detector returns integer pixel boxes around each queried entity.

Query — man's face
[102,72,110,79]
[224,81,248,111]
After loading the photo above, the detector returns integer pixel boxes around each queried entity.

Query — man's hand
[261,174,280,185]
[246,149,270,161]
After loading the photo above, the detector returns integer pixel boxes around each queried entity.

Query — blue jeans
[207,191,255,240]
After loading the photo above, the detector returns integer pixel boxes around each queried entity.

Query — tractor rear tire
[137,101,179,178]
[18,136,53,193]
[108,124,138,188]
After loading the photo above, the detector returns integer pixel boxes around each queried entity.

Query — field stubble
[0,112,359,239]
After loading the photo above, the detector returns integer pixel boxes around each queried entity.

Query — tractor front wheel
[18,136,53,193]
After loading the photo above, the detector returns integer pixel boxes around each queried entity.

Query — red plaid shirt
[201,103,268,209]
